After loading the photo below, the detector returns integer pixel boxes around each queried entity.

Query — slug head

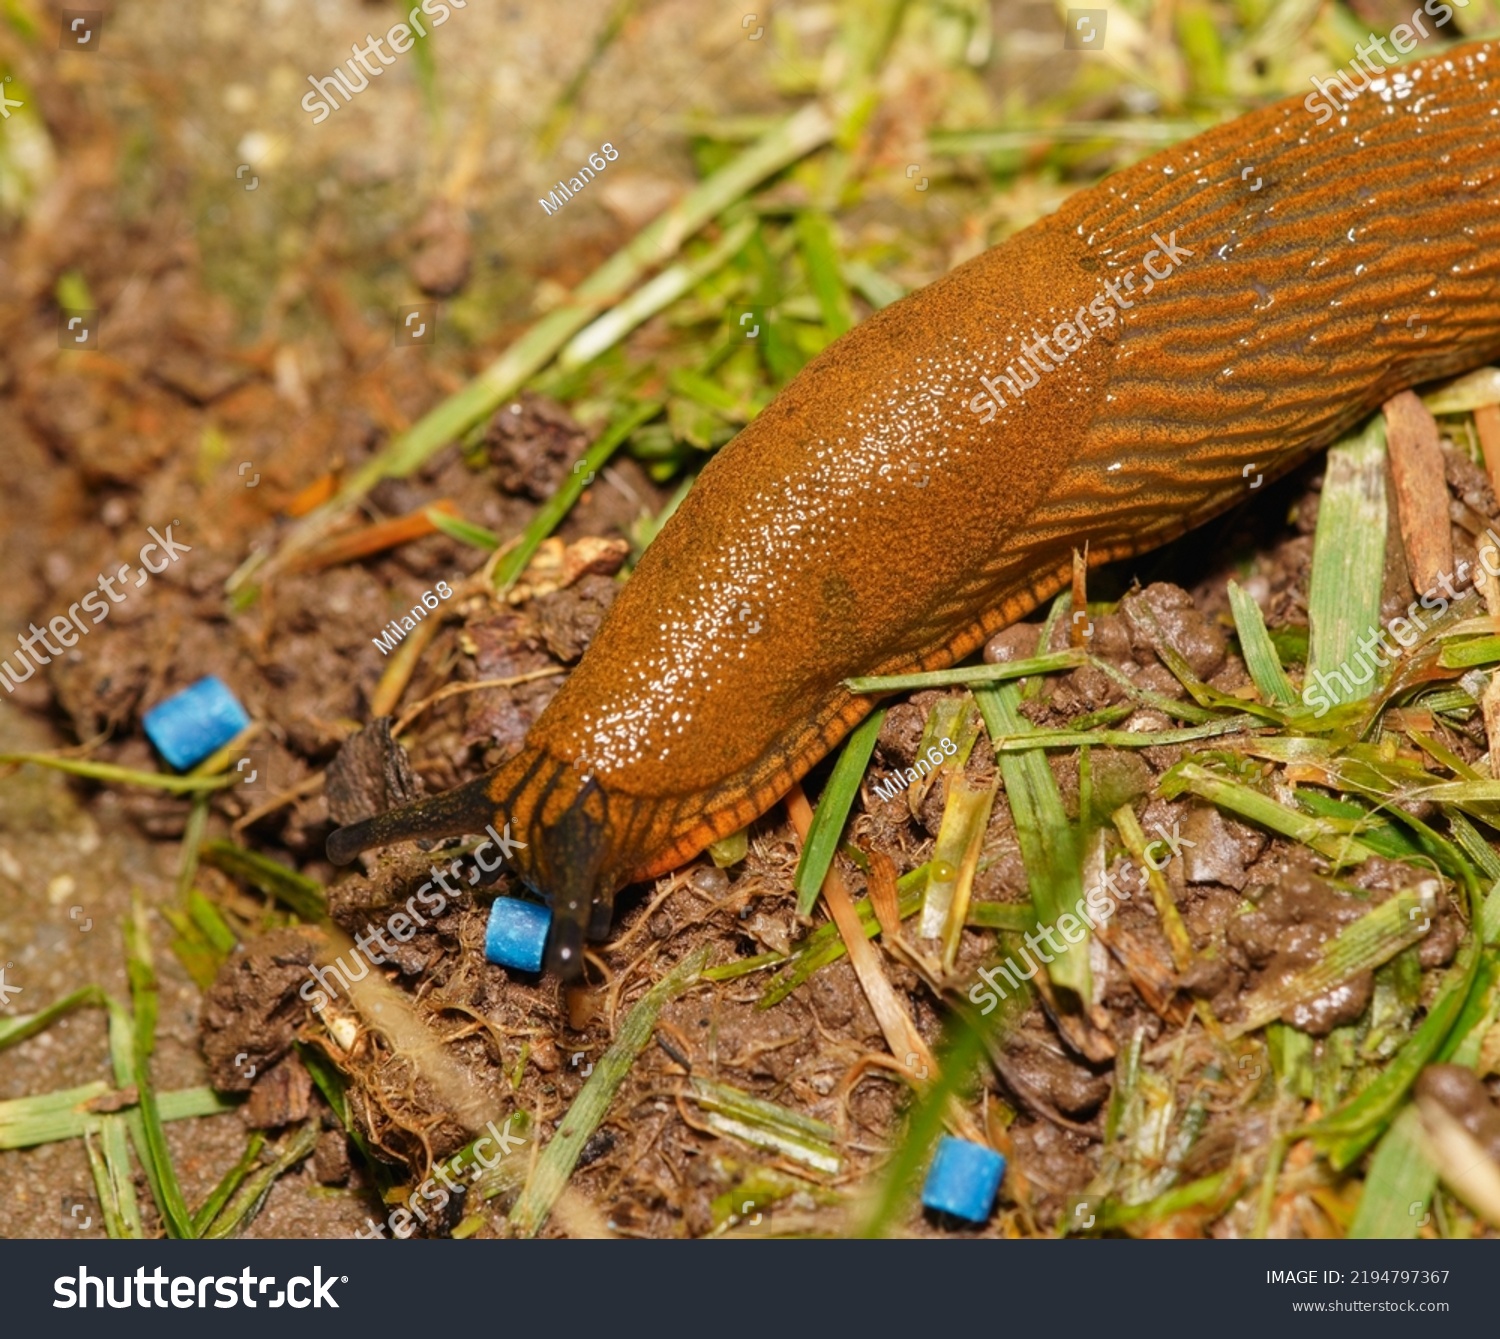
[529,774,614,978]
[325,755,619,981]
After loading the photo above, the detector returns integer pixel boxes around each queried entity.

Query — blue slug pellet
[484,897,552,973]
[142,676,251,771]
[922,1135,1006,1224]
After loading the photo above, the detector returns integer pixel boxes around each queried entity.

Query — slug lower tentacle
[330,40,1500,977]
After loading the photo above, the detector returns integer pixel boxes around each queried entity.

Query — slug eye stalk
[325,773,498,867]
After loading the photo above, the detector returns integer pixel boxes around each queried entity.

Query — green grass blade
[0,985,103,1050]
[534,0,635,153]
[1306,420,1388,708]
[171,793,211,904]
[511,947,710,1236]
[988,715,1258,751]
[164,901,229,992]
[917,775,996,951]
[1422,367,1500,414]
[1161,761,1377,864]
[1093,1172,1234,1231]
[1438,953,1498,1068]
[842,259,905,310]
[188,888,238,954]
[845,648,1084,693]
[754,868,926,998]
[852,1007,1007,1237]
[1439,635,1500,668]
[102,993,161,1219]
[0,1081,109,1149]
[202,1121,320,1239]
[1113,804,1194,970]
[124,896,195,1238]
[1409,780,1500,807]
[1483,879,1500,946]
[1228,579,1297,706]
[1127,597,1291,724]
[192,1132,266,1236]
[755,867,1034,1004]
[200,839,327,922]
[0,752,236,792]
[85,1119,144,1239]
[157,1088,238,1121]
[1086,656,1220,723]
[795,707,886,915]
[561,218,757,368]
[744,225,804,384]
[494,399,662,590]
[424,506,501,551]
[974,680,1089,999]
[926,121,1205,153]
[1225,883,1435,1038]
[1308,933,1482,1169]
[687,1077,842,1174]
[298,1042,394,1197]
[1348,1106,1436,1238]
[1445,811,1500,885]
[668,368,744,417]
[795,211,855,337]
[0,1083,232,1150]
[1294,792,1422,860]
[966,902,1039,932]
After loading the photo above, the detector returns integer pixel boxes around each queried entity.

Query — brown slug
[329,39,1500,977]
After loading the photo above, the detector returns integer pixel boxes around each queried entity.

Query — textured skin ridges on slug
[1031,42,1500,562]
[330,42,1500,973]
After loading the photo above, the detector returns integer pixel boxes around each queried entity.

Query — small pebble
[142,676,251,770]
[922,1135,1006,1224]
[484,897,551,973]
[690,866,730,899]
[46,874,76,906]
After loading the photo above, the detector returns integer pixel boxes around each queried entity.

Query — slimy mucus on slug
[329,39,1500,978]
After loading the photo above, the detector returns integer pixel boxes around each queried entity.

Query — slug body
[331,40,1500,975]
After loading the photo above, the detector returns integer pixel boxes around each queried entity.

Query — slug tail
[325,773,499,866]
